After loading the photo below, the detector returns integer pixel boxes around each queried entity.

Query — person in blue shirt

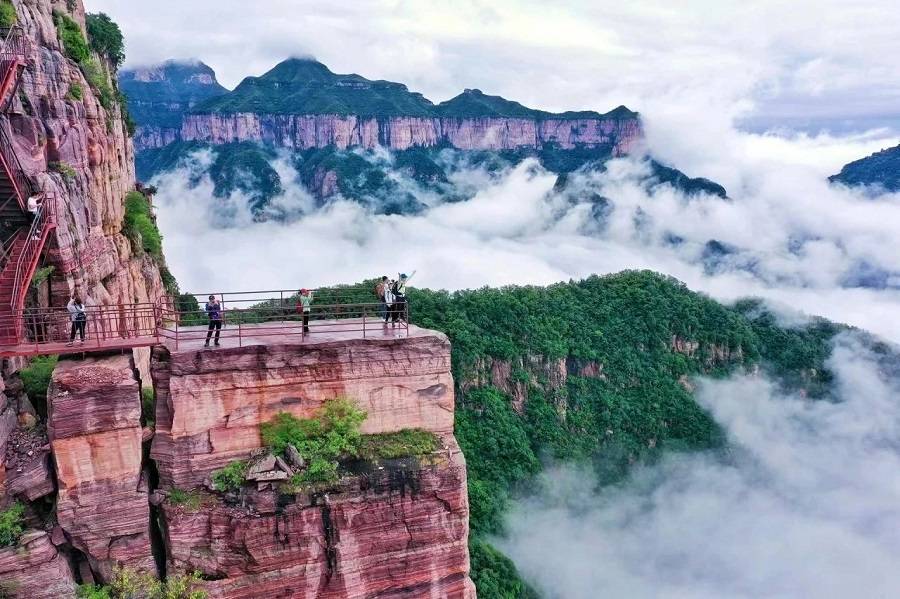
[205,295,222,347]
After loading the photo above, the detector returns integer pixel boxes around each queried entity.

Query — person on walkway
[26,195,41,241]
[66,295,86,346]
[205,294,222,347]
[391,273,411,324]
[296,288,313,333]
[375,276,389,322]
[383,280,396,325]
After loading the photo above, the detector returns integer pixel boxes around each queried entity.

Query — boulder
[0,531,77,598]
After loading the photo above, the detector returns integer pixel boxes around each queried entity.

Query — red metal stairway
[0,26,55,345]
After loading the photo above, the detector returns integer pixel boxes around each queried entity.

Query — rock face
[0,531,78,598]
[162,437,473,598]
[119,60,228,151]
[8,0,164,309]
[151,332,455,489]
[180,112,642,155]
[47,354,156,579]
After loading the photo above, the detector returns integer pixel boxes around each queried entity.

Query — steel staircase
[0,27,54,345]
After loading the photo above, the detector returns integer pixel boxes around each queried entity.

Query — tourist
[296,288,313,333]
[391,272,413,323]
[66,295,86,346]
[204,294,222,347]
[375,276,389,322]
[26,195,41,241]
[383,280,396,326]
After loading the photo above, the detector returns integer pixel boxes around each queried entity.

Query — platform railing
[158,289,410,350]
[0,287,412,356]
[0,302,161,353]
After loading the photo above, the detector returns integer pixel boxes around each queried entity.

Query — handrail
[10,194,54,315]
[0,124,34,206]
[0,26,28,57]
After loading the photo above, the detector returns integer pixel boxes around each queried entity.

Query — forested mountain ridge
[397,269,862,596]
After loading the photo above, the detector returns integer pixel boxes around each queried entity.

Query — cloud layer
[152,123,900,343]
[90,0,900,133]
[499,333,900,598]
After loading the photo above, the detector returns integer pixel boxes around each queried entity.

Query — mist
[496,333,900,598]
[152,122,900,343]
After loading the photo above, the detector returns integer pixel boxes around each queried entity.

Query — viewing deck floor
[0,318,429,358]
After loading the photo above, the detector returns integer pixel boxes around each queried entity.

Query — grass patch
[30,265,55,290]
[0,1,16,29]
[0,502,25,547]
[77,567,206,598]
[210,460,247,493]
[141,387,155,427]
[123,191,163,260]
[67,83,83,101]
[359,428,440,460]
[167,488,202,511]
[20,355,57,404]
[49,161,77,181]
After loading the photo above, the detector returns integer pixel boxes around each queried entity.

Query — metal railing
[0,287,412,356]
[0,124,34,208]
[0,302,161,351]
[10,195,54,308]
[0,26,27,112]
[158,289,410,350]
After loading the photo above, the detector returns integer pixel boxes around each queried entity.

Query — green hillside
[401,270,851,597]
[192,58,637,121]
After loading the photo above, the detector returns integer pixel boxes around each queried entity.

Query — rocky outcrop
[47,354,155,579]
[8,0,164,310]
[162,437,473,599]
[0,531,78,599]
[119,60,228,151]
[180,112,642,155]
[151,332,455,489]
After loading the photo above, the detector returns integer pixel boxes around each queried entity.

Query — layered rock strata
[0,531,78,598]
[180,113,642,155]
[9,0,164,309]
[162,437,473,598]
[151,331,455,489]
[47,354,156,579]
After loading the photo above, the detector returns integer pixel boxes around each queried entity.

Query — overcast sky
[88,0,900,134]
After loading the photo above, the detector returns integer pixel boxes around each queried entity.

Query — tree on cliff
[86,13,125,68]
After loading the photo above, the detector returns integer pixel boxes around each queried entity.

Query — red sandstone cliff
[180,112,642,156]
[8,0,164,308]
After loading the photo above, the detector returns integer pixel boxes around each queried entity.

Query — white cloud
[499,333,900,599]
[90,0,900,131]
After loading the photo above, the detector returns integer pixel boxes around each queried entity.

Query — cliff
[125,57,642,156]
[119,60,227,152]
[8,0,164,308]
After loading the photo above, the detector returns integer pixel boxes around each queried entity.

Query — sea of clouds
[151,118,900,343]
[499,333,900,598]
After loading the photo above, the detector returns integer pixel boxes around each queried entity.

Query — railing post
[238,320,242,348]
[363,310,366,339]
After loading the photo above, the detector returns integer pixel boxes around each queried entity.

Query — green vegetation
[167,488,202,511]
[0,502,25,547]
[210,459,248,493]
[358,428,440,460]
[193,57,638,122]
[67,83,84,101]
[50,161,77,181]
[262,399,366,486]
[141,387,155,427]
[20,355,58,404]
[76,568,206,599]
[123,191,163,260]
[30,265,55,289]
[400,270,846,596]
[0,0,17,29]
[54,12,116,109]
[86,13,124,68]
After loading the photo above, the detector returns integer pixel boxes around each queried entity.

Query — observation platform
[0,289,416,358]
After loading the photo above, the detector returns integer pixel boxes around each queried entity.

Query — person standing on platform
[205,295,222,347]
[296,288,314,333]
[66,295,87,346]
